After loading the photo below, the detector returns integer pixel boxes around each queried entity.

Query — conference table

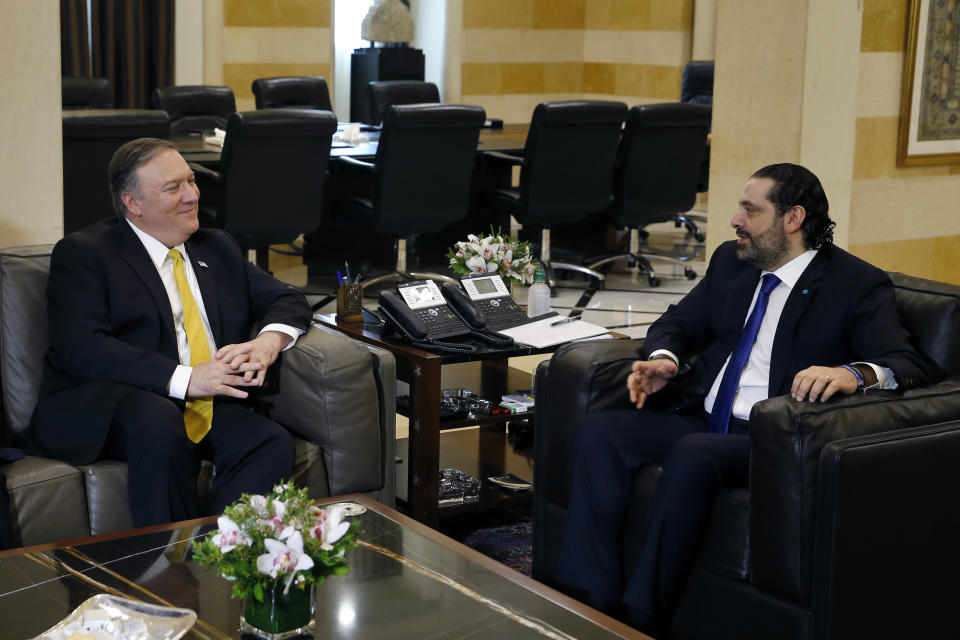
[174,122,529,165]
[0,494,647,639]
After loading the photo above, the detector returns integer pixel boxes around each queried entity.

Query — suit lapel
[185,236,222,344]
[111,221,178,345]
[768,249,829,395]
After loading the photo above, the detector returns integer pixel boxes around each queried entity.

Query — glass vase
[240,584,316,640]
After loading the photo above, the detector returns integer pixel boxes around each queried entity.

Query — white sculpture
[361,0,415,44]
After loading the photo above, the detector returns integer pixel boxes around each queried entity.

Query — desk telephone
[377,279,515,353]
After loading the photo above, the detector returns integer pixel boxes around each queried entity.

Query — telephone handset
[377,281,477,354]
[441,282,515,347]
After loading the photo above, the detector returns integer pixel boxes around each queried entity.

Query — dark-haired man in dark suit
[556,163,936,633]
[30,138,311,527]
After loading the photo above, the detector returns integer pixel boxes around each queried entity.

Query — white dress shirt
[127,220,302,400]
[651,249,896,420]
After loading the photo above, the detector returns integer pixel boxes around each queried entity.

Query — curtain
[60,0,175,109]
[61,0,93,77]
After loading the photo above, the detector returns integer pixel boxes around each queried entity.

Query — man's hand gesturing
[627,358,679,409]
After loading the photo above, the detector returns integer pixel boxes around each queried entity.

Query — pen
[353,274,361,284]
[345,261,351,283]
[337,270,344,286]
[551,316,582,327]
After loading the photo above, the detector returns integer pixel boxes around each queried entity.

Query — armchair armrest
[188,162,220,181]
[481,150,524,165]
[747,376,960,603]
[257,325,396,503]
[338,156,375,170]
[534,339,641,509]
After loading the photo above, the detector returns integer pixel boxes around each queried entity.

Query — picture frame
[897,0,960,166]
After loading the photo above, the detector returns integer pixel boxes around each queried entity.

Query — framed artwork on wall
[898,0,960,166]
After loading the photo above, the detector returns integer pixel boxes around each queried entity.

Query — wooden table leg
[407,358,442,527]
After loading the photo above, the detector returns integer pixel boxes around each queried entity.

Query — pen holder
[336,283,364,323]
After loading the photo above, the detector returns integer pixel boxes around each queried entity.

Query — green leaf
[253,582,264,603]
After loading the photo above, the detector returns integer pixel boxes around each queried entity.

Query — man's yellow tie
[168,249,213,443]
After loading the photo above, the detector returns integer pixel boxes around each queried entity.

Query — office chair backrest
[219,109,338,247]
[371,103,486,236]
[152,85,236,136]
[611,103,711,228]
[252,76,333,112]
[681,60,714,105]
[61,109,170,234]
[62,77,114,110]
[518,100,627,227]
[367,80,441,125]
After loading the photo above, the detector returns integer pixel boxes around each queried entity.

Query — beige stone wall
[459,0,693,123]
[205,0,333,111]
[0,0,62,245]
[848,0,960,283]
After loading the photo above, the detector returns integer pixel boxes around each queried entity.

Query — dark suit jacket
[641,241,934,413]
[30,217,312,465]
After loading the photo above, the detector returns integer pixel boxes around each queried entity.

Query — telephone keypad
[476,297,528,331]
[416,306,471,339]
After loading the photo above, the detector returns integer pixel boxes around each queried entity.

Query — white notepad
[499,315,609,348]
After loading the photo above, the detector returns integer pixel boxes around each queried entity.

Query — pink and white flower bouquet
[192,482,359,602]
[446,227,538,287]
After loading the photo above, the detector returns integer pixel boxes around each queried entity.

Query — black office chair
[333,103,486,288]
[192,109,338,271]
[62,77,113,110]
[252,76,333,112]
[586,103,710,286]
[366,80,440,125]
[62,109,170,234]
[681,59,714,227]
[151,85,236,136]
[482,100,628,288]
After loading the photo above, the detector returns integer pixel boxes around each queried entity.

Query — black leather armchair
[252,76,333,112]
[193,109,338,270]
[533,272,960,639]
[366,80,440,125]
[151,85,236,136]
[0,245,397,549]
[62,76,113,110]
[62,109,170,234]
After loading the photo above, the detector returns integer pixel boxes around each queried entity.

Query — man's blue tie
[707,273,782,434]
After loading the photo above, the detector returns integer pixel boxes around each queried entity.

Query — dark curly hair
[751,163,834,249]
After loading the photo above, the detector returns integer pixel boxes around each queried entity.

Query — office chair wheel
[694,232,706,243]
[648,275,661,287]
[684,268,697,280]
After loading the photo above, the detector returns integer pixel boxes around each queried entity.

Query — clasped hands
[185,331,291,399]
[626,358,860,409]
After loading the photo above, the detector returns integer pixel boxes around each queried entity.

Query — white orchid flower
[465,255,487,274]
[256,531,315,593]
[267,500,294,540]
[467,234,479,243]
[312,505,350,551]
[248,494,269,517]
[485,261,498,273]
[210,516,252,553]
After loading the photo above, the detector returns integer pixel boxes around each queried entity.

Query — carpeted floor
[462,517,534,575]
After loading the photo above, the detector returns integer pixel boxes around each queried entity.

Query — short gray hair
[108,137,179,218]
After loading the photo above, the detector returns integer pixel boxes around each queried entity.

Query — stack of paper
[499,315,608,348]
